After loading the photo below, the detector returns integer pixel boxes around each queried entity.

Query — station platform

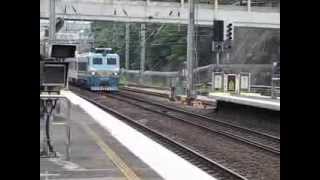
[40,90,216,180]
[208,92,280,111]
[121,85,279,111]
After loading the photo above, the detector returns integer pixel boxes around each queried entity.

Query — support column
[49,0,56,44]
[214,0,218,14]
[125,23,130,70]
[186,0,195,99]
[226,52,230,63]
[248,0,251,12]
[140,24,146,84]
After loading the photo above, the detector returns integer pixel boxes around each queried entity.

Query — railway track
[112,90,280,155]
[120,86,169,98]
[71,87,247,180]
[121,85,280,138]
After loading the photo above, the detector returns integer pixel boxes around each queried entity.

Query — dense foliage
[92,21,280,71]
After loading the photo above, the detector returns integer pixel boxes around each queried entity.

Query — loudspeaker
[40,61,68,89]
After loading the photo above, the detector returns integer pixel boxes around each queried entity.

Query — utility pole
[216,47,220,65]
[247,0,251,12]
[140,24,146,84]
[214,0,218,13]
[213,0,220,68]
[112,23,116,47]
[49,0,56,44]
[181,0,185,7]
[186,0,195,100]
[226,52,230,63]
[125,23,130,70]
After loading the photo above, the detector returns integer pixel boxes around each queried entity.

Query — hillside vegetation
[92,22,280,72]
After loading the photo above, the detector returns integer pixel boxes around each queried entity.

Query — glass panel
[93,58,103,65]
[107,58,117,65]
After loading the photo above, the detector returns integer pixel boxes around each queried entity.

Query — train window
[93,58,103,65]
[78,62,87,71]
[107,58,117,65]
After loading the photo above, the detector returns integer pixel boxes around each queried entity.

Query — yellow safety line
[80,122,141,180]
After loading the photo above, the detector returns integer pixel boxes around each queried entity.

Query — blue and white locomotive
[68,48,120,91]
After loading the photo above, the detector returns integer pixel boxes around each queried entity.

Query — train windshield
[107,58,117,65]
[96,49,111,54]
[92,58,103,65]
[94,49,113,56]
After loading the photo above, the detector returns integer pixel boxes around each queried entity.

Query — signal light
[226,23,233,41]
[223,22,233,42]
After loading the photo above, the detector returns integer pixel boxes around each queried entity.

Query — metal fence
[120,63,279,97]
[250,85,280,97]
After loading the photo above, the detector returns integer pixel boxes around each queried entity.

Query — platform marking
[79,122,141,180]
[49,153,86,171]
[40,172,60,177]
[40,171,60,180]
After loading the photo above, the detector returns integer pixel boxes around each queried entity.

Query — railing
[41,0,280,27]
[131,0,280,11]
[120,64,279,97]
[121,64,272,82]
[250,84,280,97]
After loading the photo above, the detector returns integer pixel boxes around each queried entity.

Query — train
[67,48,120,91]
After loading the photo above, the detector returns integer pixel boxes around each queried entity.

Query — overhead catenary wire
[90,18,211,72]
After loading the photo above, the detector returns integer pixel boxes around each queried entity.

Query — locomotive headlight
[91,71,96,75]
[113,72,118,76]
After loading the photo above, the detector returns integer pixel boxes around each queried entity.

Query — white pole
[49,0,56,44]
[140,24,146,84]
[214,0,218,18]
[125,23,130,70]
[186,0,195,99]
